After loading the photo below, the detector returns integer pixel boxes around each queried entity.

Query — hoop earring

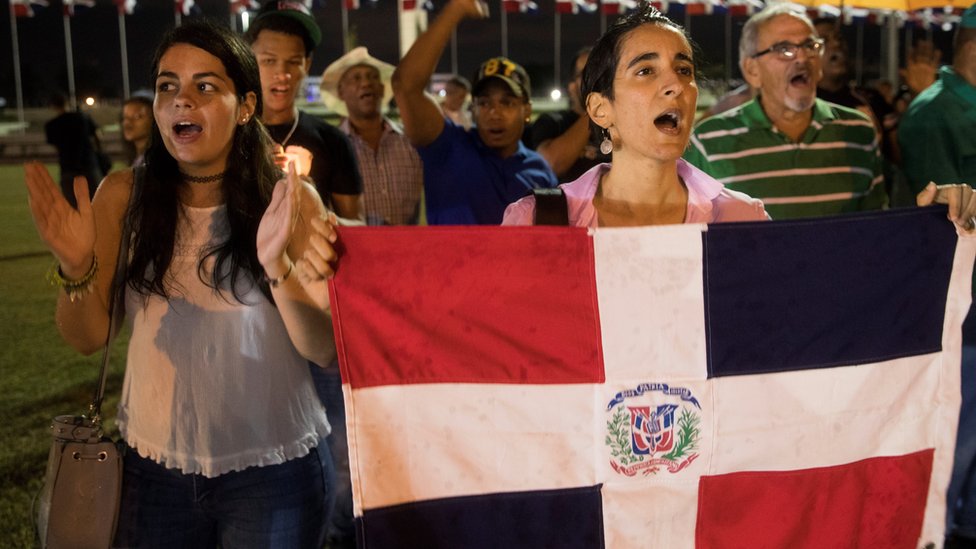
[599,127,613,155]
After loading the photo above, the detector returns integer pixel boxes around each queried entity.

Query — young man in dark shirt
[245,0,364,221]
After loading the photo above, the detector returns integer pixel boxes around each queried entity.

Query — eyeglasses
[751,38,825,60]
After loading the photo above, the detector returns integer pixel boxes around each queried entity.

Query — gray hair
[738,3,815,73]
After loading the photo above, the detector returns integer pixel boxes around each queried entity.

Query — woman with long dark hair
[25,21,335,546]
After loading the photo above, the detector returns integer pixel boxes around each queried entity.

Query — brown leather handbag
[36,167,140,549]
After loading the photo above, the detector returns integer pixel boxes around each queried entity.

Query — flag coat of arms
[328,208,975,548]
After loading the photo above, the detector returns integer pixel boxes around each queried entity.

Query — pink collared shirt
[502,160,770,226]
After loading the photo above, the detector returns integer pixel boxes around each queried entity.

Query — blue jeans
[113,445,330,548]
[949,306,976,539]
[309,362,355,546]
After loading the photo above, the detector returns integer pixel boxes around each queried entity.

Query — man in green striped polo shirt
[684,5,886,220]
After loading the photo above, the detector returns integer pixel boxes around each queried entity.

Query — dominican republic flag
[401,0,432,10]
[12,0,49,17]
[114,0,136,15]
[723,0,758,17]
[174,0,194,16]
[502,0,538,14]
[230,0,257,14]
[328,208,975,548]
[673,0,711,16]
[62,0,95,16]
[600,0,639,15]
[556,0,597,14]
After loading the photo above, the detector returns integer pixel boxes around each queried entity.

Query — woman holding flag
[503,2,770,227]
[501,2,976,230]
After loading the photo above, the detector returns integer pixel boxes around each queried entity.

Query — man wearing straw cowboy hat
[320,47,424,227]
[318,53,425,545]
[899,5,976,547]
[244,0,364,222]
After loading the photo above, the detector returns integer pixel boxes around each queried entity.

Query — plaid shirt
[339,118,423,225]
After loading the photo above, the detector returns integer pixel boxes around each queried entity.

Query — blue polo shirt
[418,120,557,225]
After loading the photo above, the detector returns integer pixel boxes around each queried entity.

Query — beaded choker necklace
[180,171,225,184]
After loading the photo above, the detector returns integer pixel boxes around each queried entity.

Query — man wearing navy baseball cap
[899,5,976,548]
[392,0,556,225]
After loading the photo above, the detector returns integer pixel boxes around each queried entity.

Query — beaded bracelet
[48,256,98,303]
[265,261,293,289]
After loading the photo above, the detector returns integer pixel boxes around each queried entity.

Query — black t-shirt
[44,111,100,173]
[527,110,610,183]
[265,111,363,204]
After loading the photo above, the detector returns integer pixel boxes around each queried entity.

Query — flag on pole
[230,0,257,14]
[114,0,136,15]
[63,0,95,16]
[175,0,195,16]
[684,1,713,15]
[503,0,538,13]
[724,0,757,17]
[402,0,432,9]
[600,0,638,15]
[556,0,597,13]
[12,0,49,17]
[328,208,975,548]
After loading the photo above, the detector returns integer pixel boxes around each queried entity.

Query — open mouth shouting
[483,126,507,141]
[268,82,293,101]
[172,119,203,142]
[788,67,814,89]
[653,108,682,136]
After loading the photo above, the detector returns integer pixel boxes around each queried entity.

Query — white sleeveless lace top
[117,203,330,478]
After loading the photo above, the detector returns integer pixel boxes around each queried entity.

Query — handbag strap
[532,187,569,226]
[88,165,142,425]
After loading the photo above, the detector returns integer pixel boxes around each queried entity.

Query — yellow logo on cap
[482,58,519,79]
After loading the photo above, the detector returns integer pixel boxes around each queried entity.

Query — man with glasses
[684,4,885,219]
[392,0,556,225]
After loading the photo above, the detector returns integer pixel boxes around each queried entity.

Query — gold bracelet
[265,261,293,289]
[48,256,98,303]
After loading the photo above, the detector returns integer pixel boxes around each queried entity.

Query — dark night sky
[0,0,959,107]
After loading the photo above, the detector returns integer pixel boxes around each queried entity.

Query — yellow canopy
[789,0,971,12]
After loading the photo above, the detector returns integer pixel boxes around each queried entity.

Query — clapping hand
[23,162,96,276]
[297,214,338,284]
[257,160,302,280]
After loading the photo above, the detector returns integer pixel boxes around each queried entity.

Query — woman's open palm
[24,162,96,271]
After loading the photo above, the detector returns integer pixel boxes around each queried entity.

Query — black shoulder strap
[532,187,569,226]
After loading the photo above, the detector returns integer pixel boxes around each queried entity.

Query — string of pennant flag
[8,0,972,29]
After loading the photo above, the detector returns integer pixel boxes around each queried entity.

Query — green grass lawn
[0,164,127,548]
